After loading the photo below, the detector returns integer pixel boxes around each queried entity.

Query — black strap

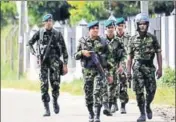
[41,33,54,64]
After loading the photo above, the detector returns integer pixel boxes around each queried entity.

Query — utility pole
[18,1,25,79]
[24,1,30,73]
[140,1,149,15]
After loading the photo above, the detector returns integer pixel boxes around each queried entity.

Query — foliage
[68,1,109,25]
[1,1,17,27]
[28,1,71,26]
[150,1,174,16]
[104,1,140,19]
[158,67,175,87]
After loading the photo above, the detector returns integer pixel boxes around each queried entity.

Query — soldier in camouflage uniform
[27,14,68,117]
[74,21,113,122]
[104,20,126,114]
[127,13,162,122]
[114,17,130,114]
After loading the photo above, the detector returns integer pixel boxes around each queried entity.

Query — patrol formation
[28,12,162,122]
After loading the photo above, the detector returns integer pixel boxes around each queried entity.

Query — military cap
[87,21,99,29]
[42,14,53,22]
[104,20,115,27]
[116,17,125,25]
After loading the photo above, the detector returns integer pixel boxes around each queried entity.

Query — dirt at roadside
[153,105,175,122]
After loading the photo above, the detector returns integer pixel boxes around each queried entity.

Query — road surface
[1,88,165,122]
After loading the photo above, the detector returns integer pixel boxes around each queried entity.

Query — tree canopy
[68,1,109,25]
[1,1,17,27]
[28,1,71,26]
[1,1,174,27]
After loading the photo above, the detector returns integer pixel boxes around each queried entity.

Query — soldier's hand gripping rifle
[89,51,112,84]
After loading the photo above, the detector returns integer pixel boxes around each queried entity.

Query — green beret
[104,20,115,27]
[87,21,99,29]
[42,14,53,22]
[116,17,125,25]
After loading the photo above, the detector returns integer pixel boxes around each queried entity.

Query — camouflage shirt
[116,32,131,53]
[74,36,114,76]
[106,35,126,66]
[27,28,68,64]
[128,32,161,60]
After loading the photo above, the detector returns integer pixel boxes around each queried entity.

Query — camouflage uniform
[128,32,161,119]
[115,32,130,105]
[75,35,114,121]
[27,27,68,115]
[105,35,126,106]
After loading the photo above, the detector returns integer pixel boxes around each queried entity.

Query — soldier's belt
[135,59,153,65]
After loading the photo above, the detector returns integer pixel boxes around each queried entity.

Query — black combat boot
[43,102,51,117]
[146,104,152,119]
[137,104,146,122]
[53,100,60,114]
[94,106,101,122]
[120,102,126,114]
[103,103,112,116]
[87,104,94,122]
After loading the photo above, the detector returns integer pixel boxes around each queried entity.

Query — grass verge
[1,79,175,106]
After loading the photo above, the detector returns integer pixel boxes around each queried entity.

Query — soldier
[104,20,126,114]
[27,14,68,116]
[74,21,113,122]
[114,17,130,114]
[127,13,162,122]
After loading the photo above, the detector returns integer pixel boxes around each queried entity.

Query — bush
[158,67,175,87]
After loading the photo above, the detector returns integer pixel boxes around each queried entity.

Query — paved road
[1,88,165,122]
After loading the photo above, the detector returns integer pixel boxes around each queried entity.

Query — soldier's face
[44,19,53,30]
[106,26,115,34]
[138,22,148,32]
[89,26,99,37]
[116,24,125,33]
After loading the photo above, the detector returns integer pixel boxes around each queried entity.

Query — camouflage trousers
[82,68,108,107]
[39,58,61,103]
[132,61,156,106]
[108,69,129,104]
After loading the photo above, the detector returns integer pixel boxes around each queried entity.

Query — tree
[104,1,140,19]
[28,1,71,26]
[150,1,174,16]
[1,1,17,27]
[68,1,109,25]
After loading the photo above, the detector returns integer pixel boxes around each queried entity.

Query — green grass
[1,79,84,95]
[127,86,175,106]
[1,79,175,106]
[1,80,40,92]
